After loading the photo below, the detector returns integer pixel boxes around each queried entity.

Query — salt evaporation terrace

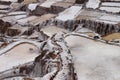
[0,0,120,80]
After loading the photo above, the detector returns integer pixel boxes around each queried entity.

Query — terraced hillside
[0,0,120,80]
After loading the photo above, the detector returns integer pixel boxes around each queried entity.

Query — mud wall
[0,33,77,80]
[28,6,49,16]
[28,5,66,16]
[36,19,120,36]
[77,19,120,36]
[50,5,66,14]
[0,1,11,5]
[75,0,88,4]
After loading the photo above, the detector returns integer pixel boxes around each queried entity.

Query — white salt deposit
[8,11,27,16]
[101,2,120,7]
[0,5,9,9]
[99,15,120,22]
[40,26,120,80]
[28,3,39,11]
[0,0,18,2]
[0,43,39,72]
[56,6,82,21]
[99,7,120,13]
[24,25,120,80]
[86,0,100,9]
[65,35,120,80]
[15,15,27,20]
[40,0,63,8]
[41,26,69,36]
[95,19,117,24]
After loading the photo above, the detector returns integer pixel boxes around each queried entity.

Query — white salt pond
[101,2,120,7]
[65,35,120,80]
[40,0,63,8]
[0,0,18,2]
[0,25,119,80]
[56,6,82,21]
[41,26,69,36]
[42,27,120,80]
[86,0,100,9]
[0,43,39,72]
[8,11,27,16]
[0,5,9,9]
[99,15,120,22]
[78,9,120,24]
[28,3,39,11]
[99,7,120,13]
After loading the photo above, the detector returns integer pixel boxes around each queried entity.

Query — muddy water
[41,26,69,36]
[103,33,120,41]
[22,0,37,4]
